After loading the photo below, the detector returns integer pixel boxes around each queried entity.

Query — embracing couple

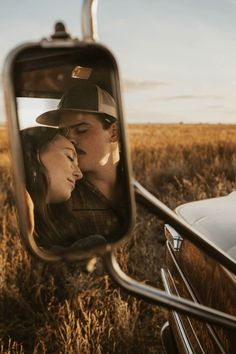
[22,82,127,250]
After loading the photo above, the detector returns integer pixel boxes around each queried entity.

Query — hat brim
[36,109,116,127]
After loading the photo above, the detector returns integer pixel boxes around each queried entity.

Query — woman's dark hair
[21,126,59,210]
[21,126,72,248]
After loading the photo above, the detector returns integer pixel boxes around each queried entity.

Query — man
[36,82,128,242]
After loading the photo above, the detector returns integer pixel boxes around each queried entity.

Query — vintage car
[162,193,236,354]
[2,0,236,352]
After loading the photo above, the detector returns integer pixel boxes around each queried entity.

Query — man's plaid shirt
[67,178,128,242]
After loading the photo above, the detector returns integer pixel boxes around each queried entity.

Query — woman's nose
[70,138,78,147]
[73,166,83,180]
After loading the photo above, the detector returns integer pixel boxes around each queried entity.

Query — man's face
[59,113,117,174]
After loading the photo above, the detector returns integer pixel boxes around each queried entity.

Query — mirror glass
[12,44,132,253]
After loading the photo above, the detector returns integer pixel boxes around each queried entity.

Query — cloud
[123,79,167,91]
[153,94,223,101]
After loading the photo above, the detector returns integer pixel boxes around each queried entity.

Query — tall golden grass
[1,124,236,353]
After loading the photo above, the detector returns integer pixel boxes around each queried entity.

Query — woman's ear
[109,122,118,142]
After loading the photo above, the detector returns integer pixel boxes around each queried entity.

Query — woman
[21,126,83,249]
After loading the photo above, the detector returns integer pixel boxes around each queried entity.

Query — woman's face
[39,134,82,203]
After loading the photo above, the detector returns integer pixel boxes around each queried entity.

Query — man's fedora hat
[36,82,118,126]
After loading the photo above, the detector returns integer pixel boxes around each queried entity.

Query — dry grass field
[1,123,236,353]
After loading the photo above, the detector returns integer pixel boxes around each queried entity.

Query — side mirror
[3,24,135,262]
[3,5,236,336]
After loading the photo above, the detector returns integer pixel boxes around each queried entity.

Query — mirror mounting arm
[82,0,98,41]
[103,251,236,330]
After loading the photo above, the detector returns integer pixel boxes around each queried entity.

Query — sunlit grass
[1,124,236,353]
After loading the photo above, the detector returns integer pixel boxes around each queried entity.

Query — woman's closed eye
[66,154,74,162]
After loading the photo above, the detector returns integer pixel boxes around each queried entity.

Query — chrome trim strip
[161,269,194,354]
[160,321,178,354]
[165,243,226,354]
[165,224,183,251]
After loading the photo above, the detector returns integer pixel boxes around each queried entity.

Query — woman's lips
[67,179,75,188]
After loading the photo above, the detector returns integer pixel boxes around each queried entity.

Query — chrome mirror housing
[3,23,135,262]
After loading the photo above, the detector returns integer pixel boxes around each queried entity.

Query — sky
[1,0,236,125]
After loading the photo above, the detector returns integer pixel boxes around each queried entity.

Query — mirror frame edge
[3,38,136,262]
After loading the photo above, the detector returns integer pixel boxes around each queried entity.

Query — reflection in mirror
[13,45,132,253]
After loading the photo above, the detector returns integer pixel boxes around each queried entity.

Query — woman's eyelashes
[66,154,74,162]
